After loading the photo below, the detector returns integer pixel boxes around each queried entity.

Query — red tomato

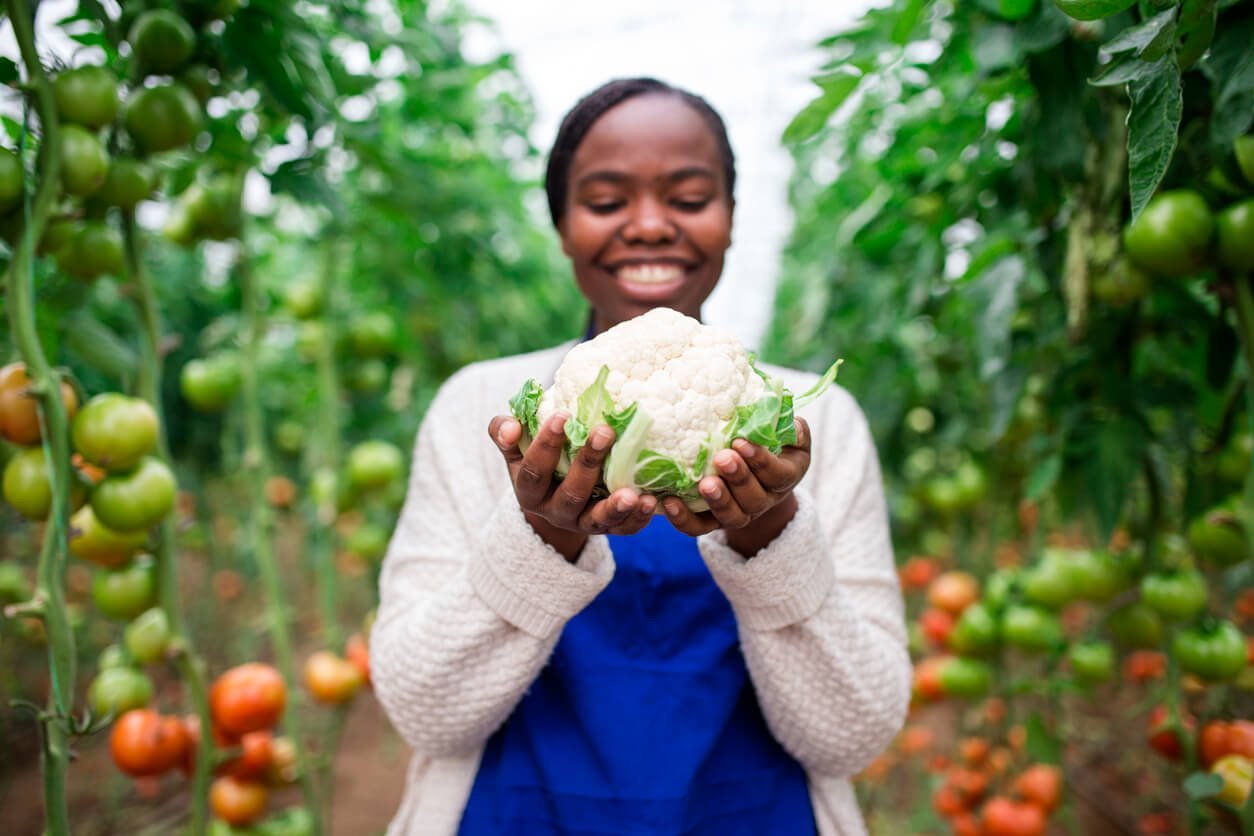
[210,663,286,738]
[1147,705,1195,761]
[933,783,968,817]
[303,650,364,705]
[345,632,371,686]
[981,796,1046,836]
[959,737,990,767]
[898,723,935,754]
[913,656,948,702]
[1122,650,1166,683]
[899,555,941,590]
[221,730,274,780]
[920,607,956,646]
[110,709,189,777]
[0,363,78,446]
[1199,720,1254,768]
[953,811,984,836]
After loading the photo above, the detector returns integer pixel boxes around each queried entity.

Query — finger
[733,426,811,495]
[609,493,657,535]
[488,415,523,464]
[661,496,721,537]
[697,475,753,530]
[711,448,772,517]
[515,412,568,507]
[578,489,640,534]
[548,424,615,524]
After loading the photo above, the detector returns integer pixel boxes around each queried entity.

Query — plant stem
[4,0,74,832]
[235,239,324,835]
[1232,276,1254,516]
[311,240,344,652]
[122,210,214,836]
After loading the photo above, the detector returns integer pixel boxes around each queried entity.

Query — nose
[621,196,676,244]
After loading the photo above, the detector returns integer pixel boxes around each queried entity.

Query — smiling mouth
[611,262,689,284]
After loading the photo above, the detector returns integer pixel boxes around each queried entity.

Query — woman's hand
[489,412,657,561]
[661,418,812,555]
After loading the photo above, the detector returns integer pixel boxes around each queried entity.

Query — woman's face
[558,93,734,335]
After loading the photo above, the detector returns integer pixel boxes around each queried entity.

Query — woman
[371,77,910,835]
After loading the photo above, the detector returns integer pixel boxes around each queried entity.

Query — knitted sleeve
[369,369,615,757]
[697,390,911,778]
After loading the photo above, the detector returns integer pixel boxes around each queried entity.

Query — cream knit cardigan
[370,340,911,836]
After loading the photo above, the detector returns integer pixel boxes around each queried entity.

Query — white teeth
[617,263,684,283]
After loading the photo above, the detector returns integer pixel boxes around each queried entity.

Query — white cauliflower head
[509,307,840,510]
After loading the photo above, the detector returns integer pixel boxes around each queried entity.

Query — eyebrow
[574,166,718,188]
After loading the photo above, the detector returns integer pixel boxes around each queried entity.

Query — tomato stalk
[121,210,215,835]
[235,240,324,836]
[1232,275,1254,523]
[3,0,75,831]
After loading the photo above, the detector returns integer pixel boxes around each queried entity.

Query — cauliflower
[508,307,841,510]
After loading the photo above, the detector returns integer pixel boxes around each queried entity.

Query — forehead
[570,93,723,180]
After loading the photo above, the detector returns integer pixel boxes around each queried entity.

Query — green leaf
[1051,0,1136,20]
[1182,771,1224,800]
[1127,57,1182,220]
[1091,53,1167,86]
[1176,0,1218,70]
[1024,713,1063,763]
[507,379,543,438]
[891,0,930,44]
[1018,2,1073,52]
[567,365,613,449]
[782,67,862,145]
[1074,415,1147,540]
[794,359,843,408]
[1202,16,1254,143]
[1101,8,1178,59]
[1026,453,1062,500]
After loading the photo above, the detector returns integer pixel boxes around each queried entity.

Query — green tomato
[346,440,404,492]
[60,125,109,197]
[98,643,129,670]
[1067,548,1129,603]
[1216,432,1251,487]
[347,359,389,395]
[1123,190,1215,278]
[180,354,241,413]
[348,311,397,358]
[92,556,157,620]
[180,0,241,24]
[952,461,987,509]
[1021,551,1078,610]
[994,0,1037,20]
[129,10,195,74]
[1140,569,1209,622]
[1091,257,1150,307]
[0,147,23,213]
[94,158,154,210]
[948,601,999,656]
[1105,601,1164,649]
[283,279,323,319]
[0,563,31,604]
[72,393,159,471]
[53,65,120,129]
[1237,135,1254,188]
[1188,502,1249,567]
[939,657,993,699]
[920,476,963,516]
[69,505,148,568]
[90,457,177,532]
[345,523,389,562]
[295,321,325,360]
[273,420,305,456]
[983,567,1021,613]
[124,83,202,154]
[123,607,171,665]
[1068,641,1115,684]
[1001,604,1064,653]
[56,220,125,281]
[1216,200,1254,274]
[183,177,242,241]
[88,666,153,716]
[1173,619,1248,681]
[3,446,53,520]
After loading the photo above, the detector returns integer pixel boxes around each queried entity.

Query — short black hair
[544,77,736,227]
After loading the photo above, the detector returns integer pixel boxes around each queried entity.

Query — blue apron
[458,515,815,835]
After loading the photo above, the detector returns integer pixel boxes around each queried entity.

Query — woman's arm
[696,393,911,778]
[369,372,615,757]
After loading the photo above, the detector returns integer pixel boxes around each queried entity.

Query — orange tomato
[959,737,990,767]
[303,650,364,705]
[933,783,968,817]
[345,632,371,686]
[221,730,274,780]
[913,656,948,702]
[1122,650,1166,683]
[928,571,980,616]
[953,811,984,836]
[209,775,269,826]
[946,766,989,806]
[898,723,935,754]
[0,363,78,446]
[1012,764,1062,812]
[981,796,1046,836]
[110,709,189,777]
[210,662,286,738]
[899,555,941,590]
[1199,720,1254,768]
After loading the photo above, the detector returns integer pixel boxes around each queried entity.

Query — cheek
[563,213,616,261]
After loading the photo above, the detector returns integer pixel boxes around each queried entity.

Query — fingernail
[716,452,736,474]
[640,497,656,515]
[738,442,756,459]
[703,482,722,500]
[590,429,611,451]
[549,413,566,432]
[665,501,680,516]
[617,497,633,513]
